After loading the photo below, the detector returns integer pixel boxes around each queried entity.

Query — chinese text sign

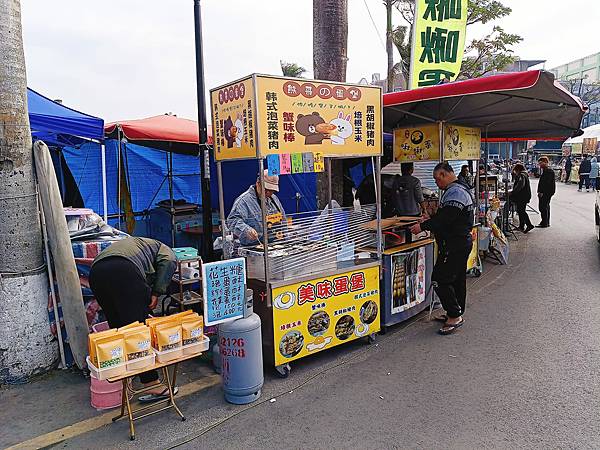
[202,258,246,326]
[410,0,468,89]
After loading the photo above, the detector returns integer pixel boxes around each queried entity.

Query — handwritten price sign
[202,258,246,326]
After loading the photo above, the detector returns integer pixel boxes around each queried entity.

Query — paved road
[55,181,600,449]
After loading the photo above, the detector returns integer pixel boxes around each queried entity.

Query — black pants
[579,174,590,190]
[89,257,158,384]
[432,239,472,319]
[538,193,552,226]
[515,200,532,229]
[564,169,571,182]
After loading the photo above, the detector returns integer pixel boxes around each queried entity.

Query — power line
[362,0,386,52]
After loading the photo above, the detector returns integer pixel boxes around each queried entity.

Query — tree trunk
[313,0,352,208]
[0,0,56,383]
[386,0,394,93]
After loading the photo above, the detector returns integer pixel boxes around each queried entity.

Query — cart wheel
[367,334,376,344]
[130,436,135,441]
[274,364,291,378]
[472,268,481,278]
[181,416,186,422]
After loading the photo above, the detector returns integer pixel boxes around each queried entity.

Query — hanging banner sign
[444,124,481,160]
[583,137,598,153]
[210,75,382,160]
[409,0,468,89]
[394,123,481,161]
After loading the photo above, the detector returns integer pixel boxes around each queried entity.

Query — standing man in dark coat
[511,163,533,233]
[564,156,573,184]
[537,156,556,228]
[409,162,473,335]
[578,154,591,192]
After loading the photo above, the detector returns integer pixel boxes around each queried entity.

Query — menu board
[271,265,380,366]
[210,75,382,160]
[202,258,246,326]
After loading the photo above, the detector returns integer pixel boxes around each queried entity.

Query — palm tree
[280,61,307,78]
[0,0,55,382]
[313,0,348,82]
[313,0,350,207]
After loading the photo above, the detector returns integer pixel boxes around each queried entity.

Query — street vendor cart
[210,74,384,376]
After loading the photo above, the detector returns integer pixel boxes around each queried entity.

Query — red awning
[383,70,586,140]
[105,114,213,155]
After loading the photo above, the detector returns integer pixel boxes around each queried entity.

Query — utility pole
[193,0,214,261]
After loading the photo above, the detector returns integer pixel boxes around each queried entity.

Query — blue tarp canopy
[27,88,104,147]
[62,140,318,219]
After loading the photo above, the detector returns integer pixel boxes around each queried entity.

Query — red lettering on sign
[333,276,350,295]
[297,284,316,305]
[349,272,365,291]
[316,280,334,299]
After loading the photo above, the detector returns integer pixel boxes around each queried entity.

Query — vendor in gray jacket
[391,163,426,216]
[227,170,286,246]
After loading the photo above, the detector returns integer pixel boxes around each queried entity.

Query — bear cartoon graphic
[234,113,244,148]
[329,112,353,145]
[223,116,236,148]
[295,112,335,145]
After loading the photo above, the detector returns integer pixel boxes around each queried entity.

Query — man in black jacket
[537,156,556,228]
[564,156,573,184]
[409,162,473,335]
[578,154,591,192]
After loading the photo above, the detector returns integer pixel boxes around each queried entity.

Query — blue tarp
[27,88,104,147]
[63,140,318,218]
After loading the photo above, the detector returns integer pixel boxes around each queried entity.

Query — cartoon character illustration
[295,112,336,145]
[234,112,244,148]
[223,116,236,148]
[329,112,353,145]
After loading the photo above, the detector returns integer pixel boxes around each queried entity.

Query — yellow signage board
[210,77,258,160]
[409,0,468,89]
[444,124,481,160]
[211,75,382,160]
[394,123,481,161]
[393,123,440,161]
[272,265,380,366]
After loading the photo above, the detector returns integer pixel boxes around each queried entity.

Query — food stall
[210,74,383,376]
[383,70,586,270]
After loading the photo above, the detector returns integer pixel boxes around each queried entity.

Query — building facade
[550,52,600,82]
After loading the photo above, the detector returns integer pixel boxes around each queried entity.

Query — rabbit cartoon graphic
[234,112,244,148]
[330,112,353,145]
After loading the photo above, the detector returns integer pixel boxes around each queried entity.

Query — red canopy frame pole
[194,0,214,261]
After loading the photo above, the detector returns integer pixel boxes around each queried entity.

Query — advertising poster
[210,77,257,161]
[272,265,380,366]
[202,258,246,326]
[390,246,426,314]
[394,123,481,161]
[255,75,382,157]
[444,125,481,160]
[394,123,439,161]
[409,0,468,89]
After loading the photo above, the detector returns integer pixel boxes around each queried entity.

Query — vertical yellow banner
[410,0,468,89]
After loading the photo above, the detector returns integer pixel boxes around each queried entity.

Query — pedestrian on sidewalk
[578,154,591,192]
[589,157,599,191]
[537,156,556,228]
[511,163,533,233]
[409,162,473,335]
[564,156,572,184]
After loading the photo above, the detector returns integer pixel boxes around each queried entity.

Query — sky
[20,0,598,122]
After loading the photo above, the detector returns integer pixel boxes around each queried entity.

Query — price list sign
[202,258,246,326]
